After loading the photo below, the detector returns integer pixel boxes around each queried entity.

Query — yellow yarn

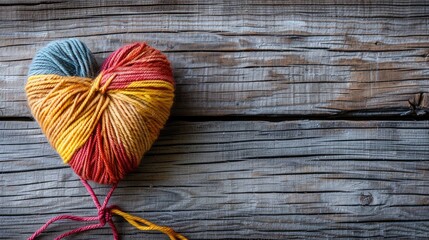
[112,209,188,240]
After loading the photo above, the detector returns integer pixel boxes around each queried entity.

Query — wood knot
[360,192,373,206]
[422,52,429,61]
[406,92,429,116]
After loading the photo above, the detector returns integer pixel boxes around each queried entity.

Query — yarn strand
[111,209,188,240]
[28,178,187,240]
[28,179,118,240]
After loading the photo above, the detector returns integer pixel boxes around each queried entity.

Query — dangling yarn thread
[29,177,186,240]
[25,39,186,240]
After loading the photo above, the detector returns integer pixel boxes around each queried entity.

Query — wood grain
[2,1,429,239]
[1,0,429,117]
[1,120,429,239]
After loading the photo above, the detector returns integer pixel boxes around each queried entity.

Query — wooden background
[1,0,429,239]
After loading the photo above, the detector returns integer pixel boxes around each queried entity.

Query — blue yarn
[28,38,97,78]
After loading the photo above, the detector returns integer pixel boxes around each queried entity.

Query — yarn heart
[26,39,174,184]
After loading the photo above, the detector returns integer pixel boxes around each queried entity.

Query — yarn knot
[98,206,113,225]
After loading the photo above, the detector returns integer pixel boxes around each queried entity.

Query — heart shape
[26,39,174,184]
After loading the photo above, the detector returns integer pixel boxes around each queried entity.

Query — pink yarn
[28,178,119,240]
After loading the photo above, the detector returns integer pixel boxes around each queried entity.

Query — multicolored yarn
[25,39,186,239]
[27,38,174,184]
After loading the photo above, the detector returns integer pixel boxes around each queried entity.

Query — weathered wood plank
[1,120,429,239]
[1,0,429,117]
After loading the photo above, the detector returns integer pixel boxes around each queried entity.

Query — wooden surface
[1,0,429,239]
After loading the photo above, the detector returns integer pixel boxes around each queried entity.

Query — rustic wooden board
[1,0,429,117]
[1,120,429,239]
[2,1,429,239]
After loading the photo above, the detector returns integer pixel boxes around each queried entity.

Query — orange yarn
[26,41,174,184]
